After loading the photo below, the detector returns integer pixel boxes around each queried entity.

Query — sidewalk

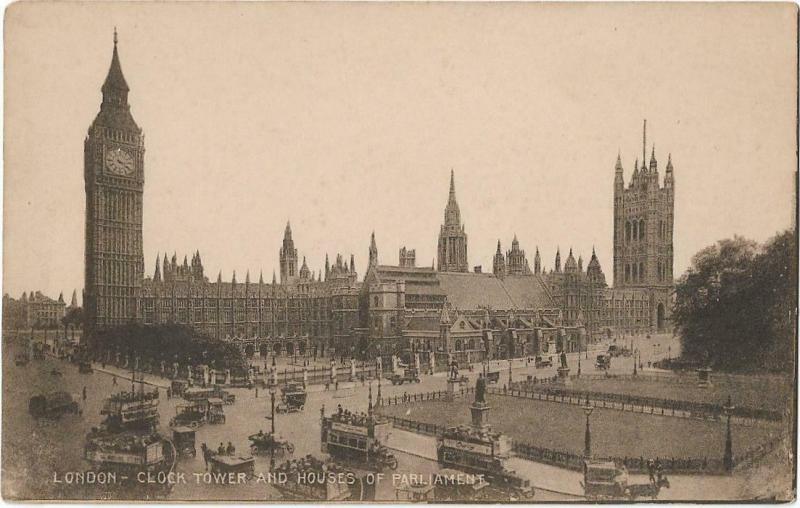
[92,363,171,389]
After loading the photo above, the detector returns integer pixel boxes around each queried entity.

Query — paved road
[4,331,716,503]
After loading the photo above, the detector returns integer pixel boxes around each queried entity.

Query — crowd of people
[331,405,373,427]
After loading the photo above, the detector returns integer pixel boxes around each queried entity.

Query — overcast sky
[4,2,797,302]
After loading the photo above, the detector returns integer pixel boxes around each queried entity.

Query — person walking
[112,375,117,386]
[82,386,87,401]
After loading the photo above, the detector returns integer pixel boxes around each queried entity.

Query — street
[3,331,688,501]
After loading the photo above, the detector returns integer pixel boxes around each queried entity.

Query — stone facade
[82,38,673,357]
[83,33,145,337]
[3,291,67,329]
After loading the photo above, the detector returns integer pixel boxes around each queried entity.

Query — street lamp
[723,395,735,472]
[267,381,277,470]
[583,395,594,458]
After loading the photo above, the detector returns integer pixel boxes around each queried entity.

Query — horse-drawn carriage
[248,431,295,456]
[276,383,307,414]
[595,354,611,370]
[582,460,669,500]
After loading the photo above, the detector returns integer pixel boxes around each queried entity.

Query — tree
[673,230,796,372]
[93,324,247,373]
[61,306,83,339]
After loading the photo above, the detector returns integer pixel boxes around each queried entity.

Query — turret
[564,248,578,273]
[578,255,583,272]
[154,254,161,282]
[614,152,624,193]
[369,231,378,267]
[493,240,506,276]
[649,146,658,172]
[350,254,355,274]
[300,257,310,279]
[554,247,562,273]
[534,247,541,274]
[664,153,674,189]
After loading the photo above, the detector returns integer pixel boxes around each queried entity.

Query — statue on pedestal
[475,374,487,404]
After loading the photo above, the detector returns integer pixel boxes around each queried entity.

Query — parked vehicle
[171,380,189,398]
[595,354,611,370]
[276,383,307,413]
[248,431,295,456]
[207,454,255,479]
[172,426,197,457]
[385,367,421,385]
[29,392,79,419]
[169,401,208,429]
[534,356,552,368]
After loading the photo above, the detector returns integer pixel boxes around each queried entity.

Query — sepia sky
[4,2,797,302]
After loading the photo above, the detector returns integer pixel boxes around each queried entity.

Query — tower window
[625,222,631,243]
[639,219,646,240]
[639,262,645,282]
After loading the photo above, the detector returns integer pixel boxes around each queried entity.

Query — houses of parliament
[84,35,674,359]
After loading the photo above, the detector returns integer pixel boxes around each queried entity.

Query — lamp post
[723,395,735,472]
[268,381,277,470]
[583,396,594,458]
[577,349,582,376]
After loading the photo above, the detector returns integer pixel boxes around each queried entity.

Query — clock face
[104,147,134,176]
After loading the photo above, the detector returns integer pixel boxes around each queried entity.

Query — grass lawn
[567,374,792,412]
[381,394,784,460]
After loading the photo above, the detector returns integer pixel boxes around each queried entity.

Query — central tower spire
[437,170,468,272]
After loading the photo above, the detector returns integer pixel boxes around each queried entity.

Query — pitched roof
[436,272,555,311]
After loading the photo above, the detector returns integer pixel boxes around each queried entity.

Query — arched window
[624,264,630,282]
[639,219,646,240]
[631,263,637,282]
[625,222,631,243]
[632,221,638,241]
[639,262,645,282]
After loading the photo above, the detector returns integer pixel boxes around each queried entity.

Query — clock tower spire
[84,30,145,340]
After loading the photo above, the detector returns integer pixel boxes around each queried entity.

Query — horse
[626,475,670,500]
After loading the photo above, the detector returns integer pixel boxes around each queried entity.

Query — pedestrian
[201,443,209,470]
[82,386,87,401]
[335,380,339,391]
[255,387,259,398]
[112,375,117,386]
[324,381,329,391]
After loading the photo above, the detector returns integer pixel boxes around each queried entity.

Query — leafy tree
[673,230,796,372]
[93,324,247,374]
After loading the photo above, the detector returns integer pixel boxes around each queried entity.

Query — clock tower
[84,31,145,338]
